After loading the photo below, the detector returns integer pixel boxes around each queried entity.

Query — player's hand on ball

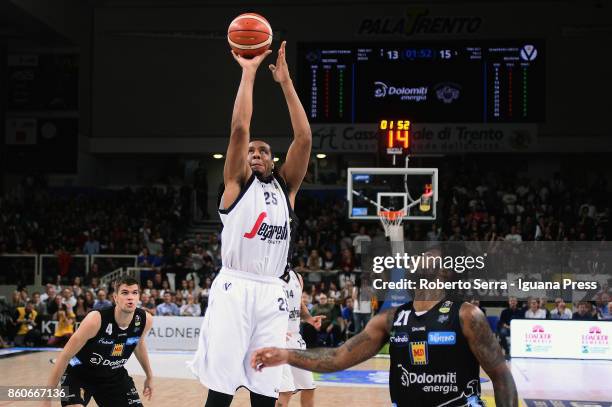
[269,41,290,84]
[251,347,288,371]
[231,49,272,73]
[143,376,153,400]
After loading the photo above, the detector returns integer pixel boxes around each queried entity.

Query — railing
[0,253,137,289]
[100,266,141,289]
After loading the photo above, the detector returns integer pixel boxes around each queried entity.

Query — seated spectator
[550,298,572,320]
[538,297,551,319]
[93,290,112,310]
[72,276,84,298]
[40,284,56,303]
[139,293,157,316]
[525,298,547,319]
[339,280,354,302]
[302,292,313,312]
[174,292,185,308]
[307,249,322,271]
[160,280,171,297]
[89,277,102,295]
[180,294,201,316]
[596,293,610,319]
[303,294,342,347]
[352,277,374,334]
[151,289,162,306]
[48,305,75,347]
[62,288,77,308]
[601,302,612,321]
[339,248,355,273]
[15,301,39,347]
[156,292,180,316]
[341,297,355,338]
[321,250,337,271]
[138,247,155,267]
[84,291,96,310]
[74,295,91,322]
[31,292,47,316]
[328,282,341,301]
[497,296,523,359]
[573,301,597,321]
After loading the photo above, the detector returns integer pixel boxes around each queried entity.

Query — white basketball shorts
[279,332,316,393]
[188,267,288,398]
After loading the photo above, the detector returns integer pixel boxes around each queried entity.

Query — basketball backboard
[347,167,438,221]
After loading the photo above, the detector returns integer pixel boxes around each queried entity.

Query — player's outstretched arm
[270,41,312,202]
[46,311,101,387]
[223,50,272,207]
[460,303,518,407]
[252,308,394,373]
[134,312,154,400]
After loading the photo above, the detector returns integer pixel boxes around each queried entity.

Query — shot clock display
[380,119,410,155]
[298,41,544,123]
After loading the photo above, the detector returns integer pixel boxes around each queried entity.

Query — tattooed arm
[460,303,518,407]
[252,308,395,373]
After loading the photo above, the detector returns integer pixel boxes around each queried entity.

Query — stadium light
[213,154,223,159]
[316,153,326,159]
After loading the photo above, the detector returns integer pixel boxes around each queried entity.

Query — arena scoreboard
[298,41,544,123]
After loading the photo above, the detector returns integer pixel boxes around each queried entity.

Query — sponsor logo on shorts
[90,353,103,365]
[126,337,140,346]
[411,326,426,332]
[409,341,428,365]
[397,364,458,394]
[428,331,456,345]
[111,343,125,357]
[224,282,232,291]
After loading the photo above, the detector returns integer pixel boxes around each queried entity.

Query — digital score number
[380,119,410,155]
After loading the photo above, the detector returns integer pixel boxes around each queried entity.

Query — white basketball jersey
[219,174,293,278]
[284,270,303,333]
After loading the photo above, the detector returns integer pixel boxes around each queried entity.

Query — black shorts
[60,369,142,407]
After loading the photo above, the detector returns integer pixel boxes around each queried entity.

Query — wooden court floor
[1,351,611,406]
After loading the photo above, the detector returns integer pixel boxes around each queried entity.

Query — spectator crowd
[0,166,611,349]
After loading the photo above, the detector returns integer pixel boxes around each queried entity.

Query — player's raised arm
[270,41,312,203]
[223,50,272,208]
[252,308,394,373]
[46,310,101,388]
[460,303,518,407]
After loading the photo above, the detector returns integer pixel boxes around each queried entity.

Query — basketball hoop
[379,210,405,241]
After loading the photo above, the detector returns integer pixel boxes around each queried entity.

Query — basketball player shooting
[44,277,153,407]
[188,40,312,407]
[252,248,518,407]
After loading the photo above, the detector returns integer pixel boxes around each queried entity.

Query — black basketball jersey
[389,299,484,407]
[67,306,146,381]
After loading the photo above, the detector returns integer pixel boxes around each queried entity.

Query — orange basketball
[227,13,273,58]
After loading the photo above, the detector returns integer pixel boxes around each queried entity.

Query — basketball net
[379,210,405,242]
